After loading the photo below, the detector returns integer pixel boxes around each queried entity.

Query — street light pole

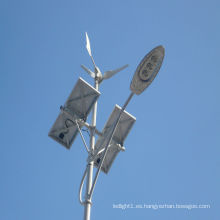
[84,79,99,220]
[48,32,165,220]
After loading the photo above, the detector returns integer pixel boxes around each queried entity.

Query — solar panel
[48,77,101,149]
[93,105,136,173]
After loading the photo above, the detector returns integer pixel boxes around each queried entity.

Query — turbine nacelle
[81,32,128,84]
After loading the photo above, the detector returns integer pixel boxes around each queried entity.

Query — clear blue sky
[1,0,219,219]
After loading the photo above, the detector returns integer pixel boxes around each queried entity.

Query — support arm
[88,92,134,200]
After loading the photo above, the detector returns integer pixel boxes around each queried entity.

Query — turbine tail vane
[85,32,97,70]
[85,32,92,57]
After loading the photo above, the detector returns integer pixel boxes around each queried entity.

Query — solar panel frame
[48,77,101,149]
[93,105,136,173]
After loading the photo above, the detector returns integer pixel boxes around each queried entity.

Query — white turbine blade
[85,32,92,57]
[103,64,129,80]
[81,64,95,78]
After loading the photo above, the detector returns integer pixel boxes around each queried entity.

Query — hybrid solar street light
[48,33,165,220]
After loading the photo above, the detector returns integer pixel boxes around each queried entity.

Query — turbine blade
[103,64,129,80]
[81,64,95,78]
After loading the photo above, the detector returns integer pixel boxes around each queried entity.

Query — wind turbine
[81,32,128,84]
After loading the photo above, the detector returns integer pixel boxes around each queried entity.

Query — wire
[65,119,90,137]
[65,119,75,128]
[82,128,90,137]
[79,166,88,205]
[75,120,90,153]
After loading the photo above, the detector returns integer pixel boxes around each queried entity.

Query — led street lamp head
[130,45,165,95]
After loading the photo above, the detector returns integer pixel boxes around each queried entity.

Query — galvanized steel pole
[83,79,99,220]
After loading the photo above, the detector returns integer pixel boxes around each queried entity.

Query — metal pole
[83,79,99,220]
